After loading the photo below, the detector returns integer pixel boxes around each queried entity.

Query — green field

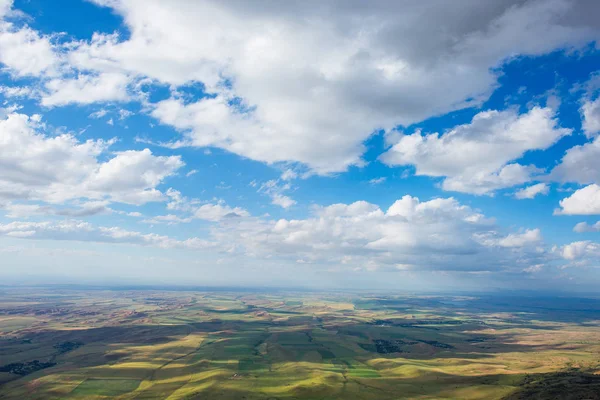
[0,287,599,399]
[70,379,141,397]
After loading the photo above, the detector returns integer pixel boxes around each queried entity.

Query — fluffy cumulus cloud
[41,72,131,107]
[209,195,547,272]
[0,0,12,17]
[581,97,600,138]
[0,191,577,274]
[551,136,600,185]
[496,229,542,248]
[515,183,550,199]
[556,184,600,215]
[91,1,598,172]
[573,221,600,233]
[0,0,596,173]
[0,0,599,285]
[0,111,183,205]
[543,87,600,223]
[556,241,600,265]
[0,20,57,77]
[381,107,570,194]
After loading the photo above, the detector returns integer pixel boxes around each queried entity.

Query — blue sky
[0,0,599,291]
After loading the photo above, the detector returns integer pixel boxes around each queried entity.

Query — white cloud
[141,214,192,225]
[573,221,600,233]
[473,228,543,249]
[581,97,600,138]
[186,169,198,177]
[0,191,561,273]
[119,108,134,120]
[368,177,386,185]
[82,148,184,204]
[0,220,215,250]
[0,0,593,174]
[0,22,57,77]
[557,241,600,261]
[165,188,191,211]
[0,85,35,98]
[280,169,297,181]
[0,0,12,18]
[149,95,370,174]
[0,111,184,205]
[551,136,600,185]
[163,189,249,222]
[215,181,231,190]
[555,184,600,215]
[258,179,296,209]
[89,108,109,119]
[217,195,544,272]
[42,72,131,107]
[523,264,543,273]
[193,203,249,222]
[381,107,570,194]
[45,0,598,173]
[497,229,542,248]
[0,1,597,282]
[3,201,111,218]
[515,183,549,199]
[270,194,296,209]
